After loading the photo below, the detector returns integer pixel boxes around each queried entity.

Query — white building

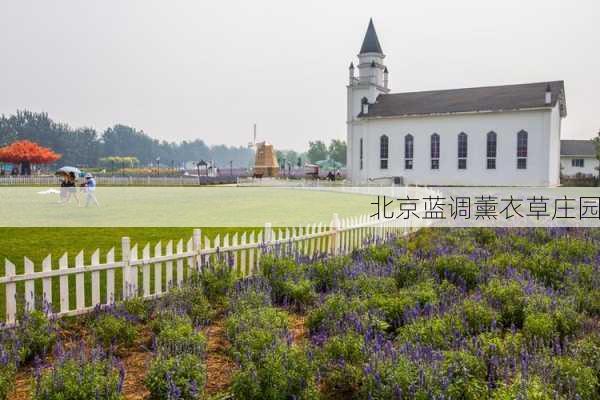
[560,139,598,178]
[346,19,567,186]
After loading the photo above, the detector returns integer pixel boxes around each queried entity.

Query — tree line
[0,110,254,168]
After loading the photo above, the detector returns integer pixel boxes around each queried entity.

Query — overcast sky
[1,0,598,151]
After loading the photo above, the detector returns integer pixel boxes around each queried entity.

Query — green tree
[328,139,347,165]
[593,129,600,184]
[307,141,328,163]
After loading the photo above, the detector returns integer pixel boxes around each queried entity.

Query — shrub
[321,332,366,365]
[367,293,415,330]
[156,322,207,358]
[359,355,421,399]
[198,261,237,303]
[523,312,556,342]
[306,294,385,335]
[160,285,212,326]
[260,255,316,309]
[32,348,124,400]
[228,276,272,311]
[225,307,289,363]
[578,288,600,316]
[145,354,206,400]
[442,350,487,400]
[393,254,423,288]
[231,343,317,400]
[551,357,598,400]
[120,296,151,322]
[575,334,600,388]
[522,254,569,288]
[551,302,581,339]
[434,255,479,289]
[310,257,348,292]
[90,313,137,349]
[492,375,561,400]
[318,333,367,398]
[278,278,317,310]
[363,244,393,264]
[484,278,526,328]
[16,310,56,363]
[150,310,193,335]
[0,365,15,400]
[462,299,497,334]
[476,331,524,360]
[397,314,464,349]
[340,275,397,298]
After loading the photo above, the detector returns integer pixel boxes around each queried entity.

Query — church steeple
[359,18,383,55]
[354,19,387,89]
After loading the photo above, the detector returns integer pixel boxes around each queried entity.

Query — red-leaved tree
[0,140,61,175]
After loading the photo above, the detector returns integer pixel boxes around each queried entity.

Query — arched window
[457,132,468,169]
[404,134,413,170]
[380,135,388,169]
[517,130,528,169]
[430,133,440,170]
[486,131,497,170]
[359,138,364,170]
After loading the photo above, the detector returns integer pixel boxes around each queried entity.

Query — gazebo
[0,140,61,175]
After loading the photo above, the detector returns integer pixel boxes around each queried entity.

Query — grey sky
[1,0,598,151]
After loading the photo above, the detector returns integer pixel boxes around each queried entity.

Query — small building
[560,139,598,178]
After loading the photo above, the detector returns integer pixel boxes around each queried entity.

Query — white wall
[561,156,599,177]
[349,107,560,186]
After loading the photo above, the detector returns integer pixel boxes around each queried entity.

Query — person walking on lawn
[83,173,100,207]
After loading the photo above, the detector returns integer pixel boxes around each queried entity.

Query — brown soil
[289,313,307,344]
[204,320,237,395]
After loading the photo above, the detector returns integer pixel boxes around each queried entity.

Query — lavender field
[1,228,599,399]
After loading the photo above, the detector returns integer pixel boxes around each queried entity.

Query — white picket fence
[1,214,412,325]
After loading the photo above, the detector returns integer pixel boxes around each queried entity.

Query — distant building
[253,141,279,177]
[560,139,598,178]
[346,19,567,186]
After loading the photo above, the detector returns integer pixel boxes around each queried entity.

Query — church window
[458,132,467,169]
[572,159,584,167]
[404,134,413,170]
[359,138,364,170]
[486,131,497,170]
[380,135,388,169]
[517,130,528,169]
[430,133,440,170]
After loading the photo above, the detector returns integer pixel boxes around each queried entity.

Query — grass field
[0,186,372,227]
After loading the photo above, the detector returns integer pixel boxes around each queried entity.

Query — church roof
[359,19,383,54]
[560,140,596,157]
[359,81,567,119]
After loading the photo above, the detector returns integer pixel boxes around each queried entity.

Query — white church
[346,19,567,186]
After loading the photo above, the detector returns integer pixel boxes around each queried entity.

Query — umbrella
[55,166,82,177]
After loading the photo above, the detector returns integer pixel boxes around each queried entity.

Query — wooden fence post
[264,222,273,244]
[121,237,131,300]
[330,213,341,256]
[5,260,16,325]
[193,229,201,272]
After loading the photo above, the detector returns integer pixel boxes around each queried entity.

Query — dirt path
[289,313,307,344]
[204,319,237,395]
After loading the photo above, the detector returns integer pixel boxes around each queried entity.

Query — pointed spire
[359,18,383,54]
